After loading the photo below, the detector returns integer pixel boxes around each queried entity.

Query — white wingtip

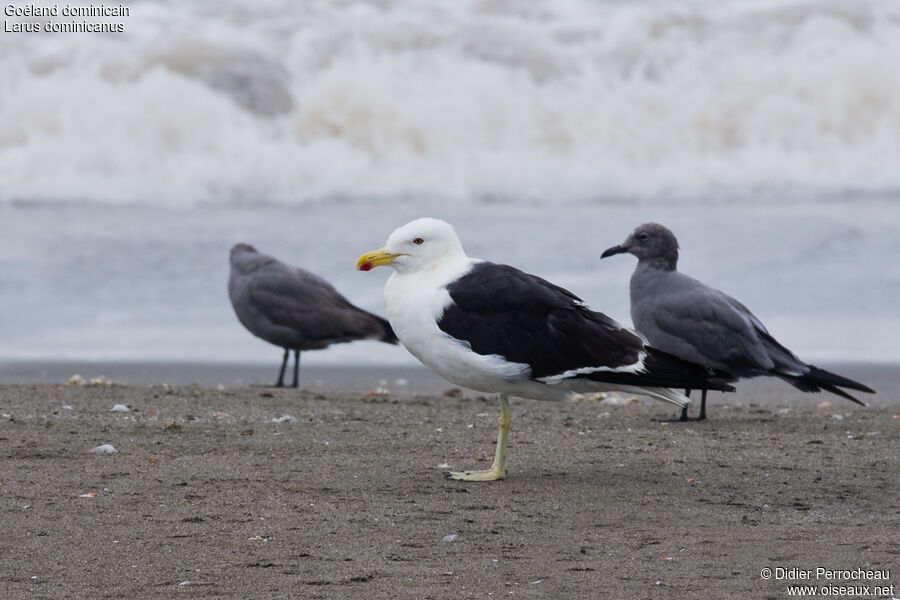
[642,387,691,408]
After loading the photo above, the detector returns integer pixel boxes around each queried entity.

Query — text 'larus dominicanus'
[229,243,397,388]
[356,218,733,481]
[601,223,874,420]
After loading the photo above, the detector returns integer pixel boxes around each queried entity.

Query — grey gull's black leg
[679,389,691,421]
[698,389,708,421]
[275,348,289,387]
[291,350,301,388]
[656,389,692,422]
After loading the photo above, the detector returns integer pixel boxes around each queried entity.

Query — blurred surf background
[1,0,898,371]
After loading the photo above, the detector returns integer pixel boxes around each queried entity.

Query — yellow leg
[447,395,510,482]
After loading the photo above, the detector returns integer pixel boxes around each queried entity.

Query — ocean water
[1,0,898,366]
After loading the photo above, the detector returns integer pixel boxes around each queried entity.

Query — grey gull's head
[230,242,263,270]
[601,223,679,270]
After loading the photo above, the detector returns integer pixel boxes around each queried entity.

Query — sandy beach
[1,364,897,599]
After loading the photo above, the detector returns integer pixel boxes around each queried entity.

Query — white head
[356,218,467,274]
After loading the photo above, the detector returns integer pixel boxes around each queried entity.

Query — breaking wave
[1,0,899,205]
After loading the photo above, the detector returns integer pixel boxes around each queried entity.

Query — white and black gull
[601,223,875,420]
[356,218,733,481]
[229,243,397,388]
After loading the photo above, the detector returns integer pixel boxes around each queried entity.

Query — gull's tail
[779,365,875,407]
[580,347,735,393]
[577,348,735,408]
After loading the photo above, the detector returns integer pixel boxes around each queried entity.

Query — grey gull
[601,223,875,420]
[229,243,397,387]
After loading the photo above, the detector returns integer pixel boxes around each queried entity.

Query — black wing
[438,263,731,391]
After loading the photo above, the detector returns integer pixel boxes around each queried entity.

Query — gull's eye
[637,233,649,241]
[412,237,424,245]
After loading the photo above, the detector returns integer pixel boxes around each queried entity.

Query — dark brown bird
[229,243,397,387]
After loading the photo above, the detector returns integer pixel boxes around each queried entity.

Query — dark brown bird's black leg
[698,389,707,421]
[291,350,301,388]
[275,348,289,387]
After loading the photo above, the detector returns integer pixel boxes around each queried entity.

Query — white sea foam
[1,0,899,205]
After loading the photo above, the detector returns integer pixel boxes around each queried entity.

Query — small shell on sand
[90,444,117,454]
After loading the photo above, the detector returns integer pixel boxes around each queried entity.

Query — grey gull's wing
[633,277,779,374]
[246,267,390,347]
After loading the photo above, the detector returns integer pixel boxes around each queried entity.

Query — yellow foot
[445,395,510,482]
[445,467,505,482]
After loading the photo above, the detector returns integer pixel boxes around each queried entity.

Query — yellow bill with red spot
[356,248,402,271]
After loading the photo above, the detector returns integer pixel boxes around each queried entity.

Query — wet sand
[1,369,897,599]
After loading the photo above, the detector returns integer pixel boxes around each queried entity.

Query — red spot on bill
[360,262,373,271]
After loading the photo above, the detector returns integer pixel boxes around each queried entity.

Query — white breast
[384,259,530,392]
